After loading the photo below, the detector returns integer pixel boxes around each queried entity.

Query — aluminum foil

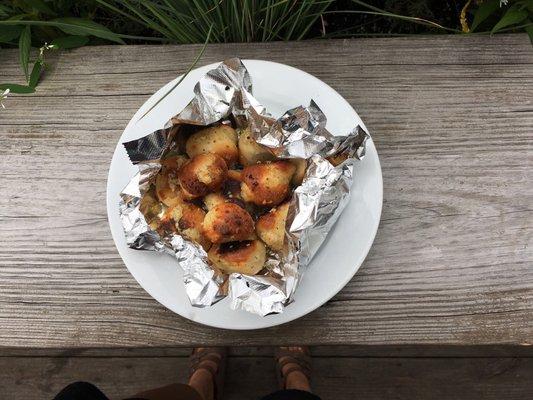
[119,58,369,316]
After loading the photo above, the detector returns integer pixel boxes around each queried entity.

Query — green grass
[93,0,334,42]
[1,0,531,93]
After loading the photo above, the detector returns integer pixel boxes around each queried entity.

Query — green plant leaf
[0,25,22,43]
[0,83,36,93]
[51,18,125,44]
[8,14,30,21]
[0,4,13,19]
[491,4,529,34]
[471,0,499,32]
[29,60,43,88]
[19,25,31,82]
[23,0,55,15]
[525,21,533,46]
[51,35,90,49]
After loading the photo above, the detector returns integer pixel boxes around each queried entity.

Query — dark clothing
[54,382,322,400]
[260,389,321,400]
[54,382,108,400]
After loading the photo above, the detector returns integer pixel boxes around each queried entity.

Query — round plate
[107,60,382,330]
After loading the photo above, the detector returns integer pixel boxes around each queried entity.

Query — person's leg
[276,347,312,392]
[260,347,321,400]
[279,351,311,392]
[127,384,202,400]
[188,350,218,400]
[127,347,226,400]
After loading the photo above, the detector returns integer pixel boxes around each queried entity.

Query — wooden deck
[1,347,532,400]
[0,34,532,353]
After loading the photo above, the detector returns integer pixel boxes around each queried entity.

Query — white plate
[107,60,382,330]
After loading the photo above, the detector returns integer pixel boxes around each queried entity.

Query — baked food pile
[140,123,308,276]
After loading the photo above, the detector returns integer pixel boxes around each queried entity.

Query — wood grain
[2,345,532,358]
[0,34,532,347]
[1,355,532,400]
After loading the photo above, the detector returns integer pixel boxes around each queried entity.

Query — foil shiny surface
[119,58,369,316]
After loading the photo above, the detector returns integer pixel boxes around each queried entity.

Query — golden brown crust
[149,122,306,274]
[140,188,166,231]
[203,192,227,210]
[178,153,228,199]
[256,202,289,252]
[161,154,188,170]
[208,240,266,275]
[185,124,239,166]
[227,169,243,181]
[170,203,211,250]
[157,155,189,207]
[238,127,275,166]
[241,161,296,207]
[155,168,186,207]
[203,203,255,243]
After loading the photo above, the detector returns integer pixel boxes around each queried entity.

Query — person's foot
[189,347,227,400]
[275,346,312,392]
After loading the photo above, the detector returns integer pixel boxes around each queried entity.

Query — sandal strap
[277,356,311,372]
[275,348,312,390]
[189,361,217,378]
[189,352,221,377]
[190,353,222,367]
[189,348,227,400]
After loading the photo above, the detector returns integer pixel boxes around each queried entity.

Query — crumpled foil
[119,58,369,316]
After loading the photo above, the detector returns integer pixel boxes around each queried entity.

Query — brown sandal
[275,347,312,390]
[190,347,227,400]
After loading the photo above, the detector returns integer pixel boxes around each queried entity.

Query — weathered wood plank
[1,355,532,400]
[2,345,533,358]
[0,35,532,347]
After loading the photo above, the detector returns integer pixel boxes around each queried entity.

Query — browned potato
[227,169,243,181]
[178,153,228,199]
[241,161,296,207]
[203,192,227,211]
[139,188,165,231]
[208,240,266,275]
[203,203,255,243]
[289,158,307,186]
[161,154,188,170]
[155,156,188,207]
[170,203,211,250]
[256,202,289,252]
[238,127,275,166]
[185,124,239,166]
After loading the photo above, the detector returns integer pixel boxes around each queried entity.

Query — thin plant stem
[138,24,213,121]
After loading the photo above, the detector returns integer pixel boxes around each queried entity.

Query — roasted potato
[203,202,255,243]
[139,188,165,231]
[155,167,185,207]
[185,124,239,166]
[208,240,266,275]
[238,127,275,166]
[241,161,296,207]
[256,202,289,252]
[203,192,227,211]
[178,153,228,199]
[170,203,211,250]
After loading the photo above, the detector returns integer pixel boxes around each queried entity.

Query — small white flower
[38,43,56,59]
[500,0,508,6]
[0,88,10,109]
